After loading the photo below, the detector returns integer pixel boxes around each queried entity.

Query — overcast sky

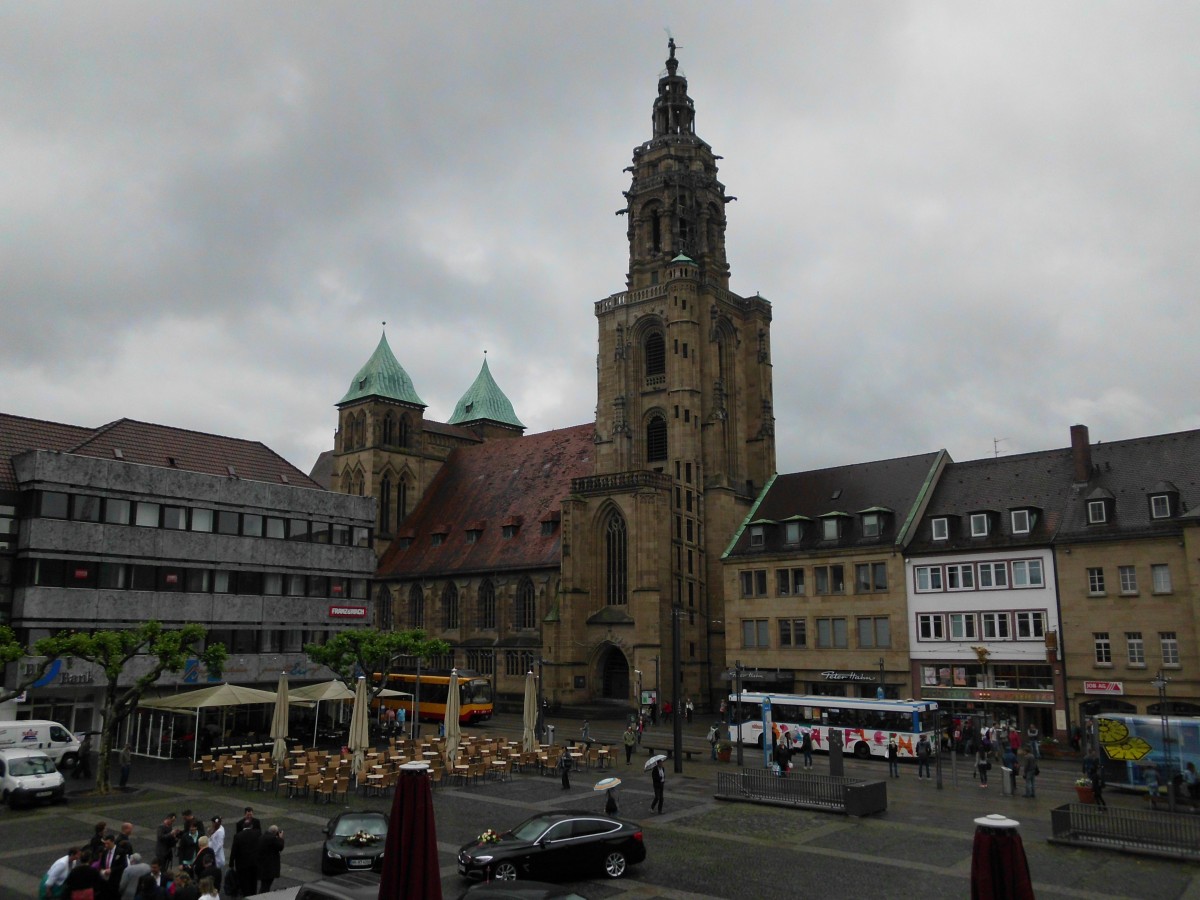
[4,2,1198,478]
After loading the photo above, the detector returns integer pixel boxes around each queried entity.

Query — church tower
[553,41,776,711]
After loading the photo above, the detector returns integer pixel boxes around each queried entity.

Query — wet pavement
[2,713,1198,899]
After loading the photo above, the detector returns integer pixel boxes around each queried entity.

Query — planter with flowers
[716,741,733,763]
[1074,777,1095,804]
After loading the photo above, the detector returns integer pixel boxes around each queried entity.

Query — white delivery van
[0,720,81,768]
[0,748,66,807]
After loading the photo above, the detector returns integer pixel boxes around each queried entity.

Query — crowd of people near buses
[39,806,283,900]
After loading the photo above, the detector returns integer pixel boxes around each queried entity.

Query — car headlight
[327,851,343,860]
[474,855,493,863]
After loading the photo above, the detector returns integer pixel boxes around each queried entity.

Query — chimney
[1070,424,1091,483]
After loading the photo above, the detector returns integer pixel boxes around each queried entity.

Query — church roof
[376,423,593,579]
[448,358,524,429]
[338,333,425,408]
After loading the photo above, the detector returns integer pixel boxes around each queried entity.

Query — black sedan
[321,811,388,875]
[457,811,645,882]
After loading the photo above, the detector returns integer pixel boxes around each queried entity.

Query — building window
[1087,500,1107,524]
[1126,632,1145,666]
[740,570,768,597]
[1015,611,1045,639]
[931,517,948,541]
[777,568,804,596]
[515,578,537,629]
[1152,564,1172,594]
[162,506,187,530]
[1161,632,1180,666]
[821,518,840,541]
[970,513,989,537]
[914,566,943,592]
[816,617,848,648]
[442,582,459,630]
[38,491,70,519]
[779,619,806,648]
[1094,632,1112,664]
[478,580,496,629]
[917,614,945,641]
[946,564,975,590]
[857,616,890,648]
[644,331,666,379]
[1011,559,1043,588]
[409,585,424,629]
[379,475,392,534]
[1011,509,1030,534]
[135,502,160,528]
[981,612,1010,640]
[749,525,764,547]
[263,515,284,538]
[978,562,1008,589]
[430,533,444,546]
[784,521,802,544]
[105,498,132,525]
[242,514,263,537]
[855,562,887,593]
[814,565,844,595]
[1150,495,1171,519]
[646,414,668,462]
[466,529,480,543]
[1118,566,1138,594]
[742,619,769,649]
[1087,567,1106,595]
[604,509,627,605]
[862,513,881,538]
[949,613,977,640]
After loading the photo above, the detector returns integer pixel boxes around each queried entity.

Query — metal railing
[715,768,887,816]
[1049,802,1200,861]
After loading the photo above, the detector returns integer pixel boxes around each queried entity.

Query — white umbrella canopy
[522,670,538,753]
[270,672,290,765]
[348,676,372,779]
[290,680,412,747]
[444,669,462,766]
[139,683,283,709]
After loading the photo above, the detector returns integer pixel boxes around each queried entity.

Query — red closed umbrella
[378,761,442,900]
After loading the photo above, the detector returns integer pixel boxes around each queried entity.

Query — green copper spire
[448,357,524,428]
[337,333,425,407]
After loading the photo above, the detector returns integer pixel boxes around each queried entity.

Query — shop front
[917,661,1057,741]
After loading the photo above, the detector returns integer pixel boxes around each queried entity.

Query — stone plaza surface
[2,714,1198,900]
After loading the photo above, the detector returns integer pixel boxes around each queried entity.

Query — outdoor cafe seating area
[186,735,614,801]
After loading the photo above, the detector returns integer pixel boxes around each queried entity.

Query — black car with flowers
[321,811,388,875]
[457,811,645,882]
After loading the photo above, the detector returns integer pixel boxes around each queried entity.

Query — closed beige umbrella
[443,669,462,766]
[270,672,290,765]
[522,670,538,753]
[348,676,372,780]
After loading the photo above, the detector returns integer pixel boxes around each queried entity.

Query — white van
[0,748,66,807]
[0,720,81,768]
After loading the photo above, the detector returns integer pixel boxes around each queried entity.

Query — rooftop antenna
[993,437,1008,459]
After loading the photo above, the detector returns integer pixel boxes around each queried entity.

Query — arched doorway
[598,645,631,701]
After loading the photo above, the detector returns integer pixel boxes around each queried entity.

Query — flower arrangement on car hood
[478,828,500,844]
[346,830,380,847]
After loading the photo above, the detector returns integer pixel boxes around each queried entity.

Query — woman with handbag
[975,747,990,787]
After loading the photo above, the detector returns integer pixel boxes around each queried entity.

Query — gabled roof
[1,413,321,490]
[725,450,944,558]
[338,333,425,408]
[377,424,594,578]
[448,358,524,429]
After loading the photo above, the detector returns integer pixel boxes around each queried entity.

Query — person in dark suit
[154,814,178,870]
[64,851,107,899]
[235,806,262,833]
[256,825,285,893]
[228,823,261,898]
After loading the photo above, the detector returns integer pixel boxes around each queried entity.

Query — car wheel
[853,742,871,760]
[493,862,518,881]
[603,850,627,878]
[60,753,78,770]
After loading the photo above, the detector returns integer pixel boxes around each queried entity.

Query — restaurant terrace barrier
[715,768,888,817]
[1049,802,1200,861]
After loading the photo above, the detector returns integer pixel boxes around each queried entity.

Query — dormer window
[502,525,517,539]
[931,518,949,541]
[969,513,990,538]
[431,533,445,546]
[862,513,881,538]
[1150,495,1170,519]
[784,521,802,544]
[1011,509,1031,535]
[749,526,765,547]
[821,518,840,541]
[466,529,481,544]
[1087,500,1108,524]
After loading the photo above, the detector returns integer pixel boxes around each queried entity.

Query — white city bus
[727,692,940,760]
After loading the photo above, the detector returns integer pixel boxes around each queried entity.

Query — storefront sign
[821,671,877,682]
[1083,680,1124,695]
[329,605,368,618]
[920,686,1053,705]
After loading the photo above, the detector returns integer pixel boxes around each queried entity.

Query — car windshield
[332,815,386,837]
[509,815,556,842]
[10,756,55,776]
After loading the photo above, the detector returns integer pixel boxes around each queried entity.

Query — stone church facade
[324,43,776,711]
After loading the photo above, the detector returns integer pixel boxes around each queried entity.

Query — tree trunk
[94,684,121,795]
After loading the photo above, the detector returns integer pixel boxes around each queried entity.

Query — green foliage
[305,628,451,698]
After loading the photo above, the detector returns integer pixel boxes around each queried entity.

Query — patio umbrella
[970,814,1034,900]
[444,668,462,766]
[269,672,290,766]
[378,762,441,900]
[522,670,538,753]
[348,676,372,780]
[291,680,411,747]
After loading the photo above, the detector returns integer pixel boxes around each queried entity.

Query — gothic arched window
[398,476,409,523]
[514,578,536,629]
[478,580,496,630]
[376,584,393,629]
[604,509,628,606]
[409,584,424,629]
[644,332,666,379]
[442,582,459,630]
[383,412,395,446]
[379,475,392,534]
[646,414,668,463]
[399,414,411,449]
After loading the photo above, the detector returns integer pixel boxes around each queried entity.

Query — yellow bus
[377,671,494,725]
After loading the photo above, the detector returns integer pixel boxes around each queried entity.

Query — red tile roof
[1,413,321,491]
[377,423,594,578]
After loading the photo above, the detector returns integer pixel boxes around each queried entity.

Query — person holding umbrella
[594,776,621,815]
[647,755,666,814]
[558,748,573,790]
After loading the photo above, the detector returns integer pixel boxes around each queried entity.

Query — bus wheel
[853,742,871,760]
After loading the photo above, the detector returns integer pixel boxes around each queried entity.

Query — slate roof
[725,450,945,558]
[309,449,335,489]
[0,413,321,491]
[376,423,594,579]
[448,358,525,429]
[1057,428,1200,543]
[338,333,425,407]
[905,448,1074,554]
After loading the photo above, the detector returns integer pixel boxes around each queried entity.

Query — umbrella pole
[313,700,320,748]
[193,709,199,762]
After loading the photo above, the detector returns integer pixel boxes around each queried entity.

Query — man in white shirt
[45,848,80,893]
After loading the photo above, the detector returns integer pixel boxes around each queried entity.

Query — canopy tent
[289,680,412,747]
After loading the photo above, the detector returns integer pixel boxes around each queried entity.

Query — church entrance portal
[599,646,631,701]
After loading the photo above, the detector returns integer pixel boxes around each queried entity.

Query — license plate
[35,791,51,798]
[349,859,371,868]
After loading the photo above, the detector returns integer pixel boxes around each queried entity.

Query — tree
[0,625,63,704]
[304,628,450,702]
[34,622,226,794]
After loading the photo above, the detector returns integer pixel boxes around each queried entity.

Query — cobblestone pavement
[3,714,1199,900]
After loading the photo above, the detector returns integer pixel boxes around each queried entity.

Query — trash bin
[1000,767,1013,796]
[546,724,556,745]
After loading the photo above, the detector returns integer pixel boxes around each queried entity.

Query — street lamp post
[672,606,683,773]
[1152,669,1175,813]
[877,657,886,700]
[734,659,745,767]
